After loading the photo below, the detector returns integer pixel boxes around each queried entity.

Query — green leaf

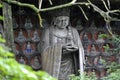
[0,3,3,8]
[0,16,3,21]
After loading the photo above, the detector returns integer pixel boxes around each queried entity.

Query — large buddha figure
[40,8,85,80]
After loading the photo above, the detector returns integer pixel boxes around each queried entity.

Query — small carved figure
[23,42,35,56]
[19,57,26,64]
[95,56,106,78]
[32,30,40,43]
[24,17,33,40]
[96,32,105,47]
[87,44,99,57]
[30,56,41,70]
[24,17,33,29]
[15,29,26,44]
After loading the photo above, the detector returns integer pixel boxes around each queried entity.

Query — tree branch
[39,0,43,9]
[3,0,39,13]
[2,0,90,12]
[48,0,53,5]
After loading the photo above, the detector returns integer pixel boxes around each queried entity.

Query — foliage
[102,62,120,80]
[0,36,56,80]
[100,33,120,80]
[69,72,97,80]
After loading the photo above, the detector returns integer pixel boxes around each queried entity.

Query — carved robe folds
[40,26,84,80]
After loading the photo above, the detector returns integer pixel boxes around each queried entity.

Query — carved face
[18,31,23,36]
[54,16,69,29]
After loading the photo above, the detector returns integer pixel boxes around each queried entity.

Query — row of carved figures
[80,29,118,79]
[14,28,42,70]
[13,17,34,29]
[16,53,41,70]
[14,28,41,44]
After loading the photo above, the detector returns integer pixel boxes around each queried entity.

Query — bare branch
[107,0,110,9]
[3,0,89,12]
[39,2,90,12]
[70,0,77,4]
[101,0,109,11]
[3,0,39,13]
[2,0,120,28]
[78,5,88,20]
[39,0,43,9]
[37,13,43,27]
[48,0,53,5]
[108,10,120,13]
[106,23,120,42]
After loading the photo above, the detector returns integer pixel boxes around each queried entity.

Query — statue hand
[63,44,78,52]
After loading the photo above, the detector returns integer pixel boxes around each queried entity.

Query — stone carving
[24,17,33,29]
[30,56,41,70]
[40,8,84,80]
[23,42,35,56]
[31,29,40,43]
[81,32,92,54]
[24,17,33,40]
[75,19,83,31]
[94,56,106,78]
[95,31,105,47]
[12,17,18,29]
[15,29,26,44]
[87,44,100,57]
[18,56,26,64]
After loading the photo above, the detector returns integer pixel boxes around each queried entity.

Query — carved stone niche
[14,29,28,46]
[86,44,100,57]
[94,31,107,47]
[30,29,42,43]
[16,55,28,64]
[101,43,116,62]
[80,31,92,42]
[14,42,21,55]
[85,56,93,70]
[94,56,106,78]
[30,55,42,70]
[22,42,36,57]
[80,31,92,53]
[86,44,101,70]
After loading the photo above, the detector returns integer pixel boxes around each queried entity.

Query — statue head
[52,8,70,29]
[54,16,69,29]
[18,29,23,36]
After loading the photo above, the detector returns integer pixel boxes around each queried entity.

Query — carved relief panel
[80,20,118,79]
[13,13,42,70]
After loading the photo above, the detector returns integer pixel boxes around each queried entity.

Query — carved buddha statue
[82,32,90,53]
[40,8,85,80]
[95,56,106,78]
[87,44,99,57]
[23,42,35,56]
[18,57,26,64]
[24,17,33,40]
[24,17,33,29]
[96,31,105,47]
[15,29,26,44]
[30,56,41,70]
[31,30,40,43]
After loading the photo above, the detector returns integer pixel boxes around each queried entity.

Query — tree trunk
[2,2,15,53]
